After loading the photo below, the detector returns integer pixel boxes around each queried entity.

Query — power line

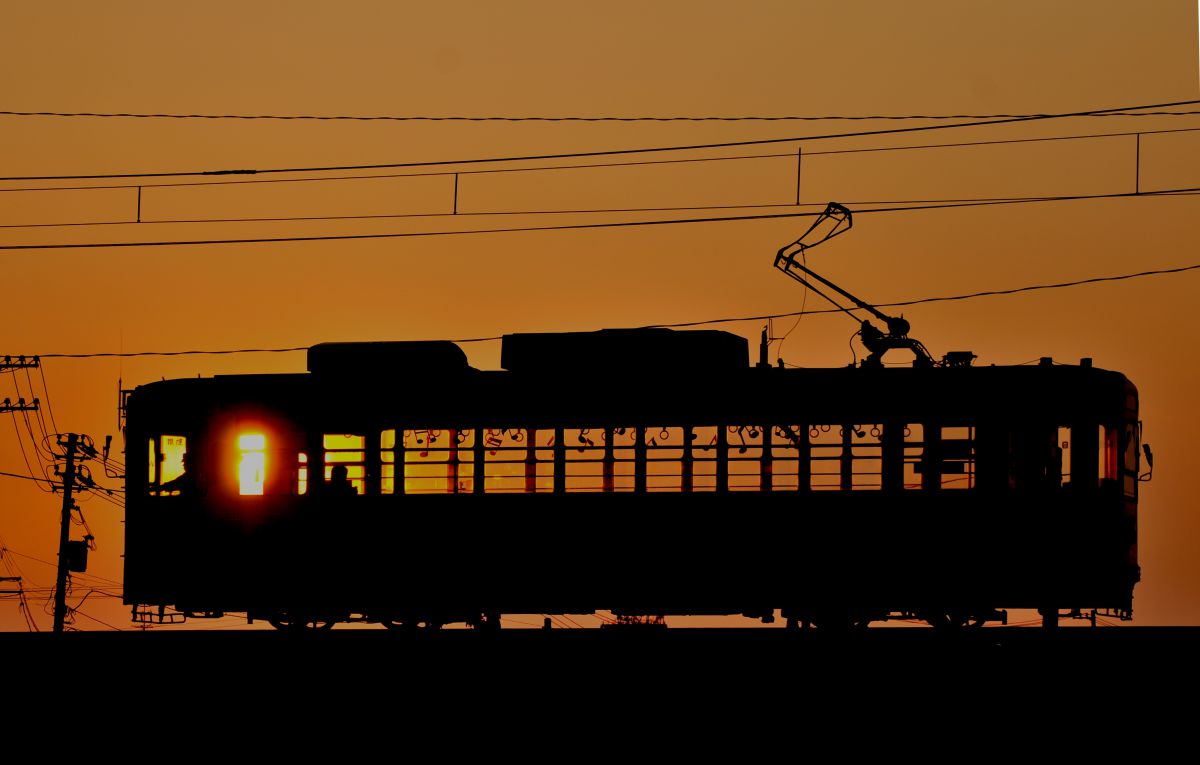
[1,97,1195,182]
[29,259,1200,359]
[68,607,123,631]
[0,207,818,250]
[0,203,793,230]
[804,124,1200,158]
[0,467,58,485]
[1,184,1196,252]
[7,122,1200,196]
[651,262,1200,329]
[4,183,1197,232]
[37,364,58,435]
[4,109,1200,122]
[1,548,123,586]
[7,414,52,491]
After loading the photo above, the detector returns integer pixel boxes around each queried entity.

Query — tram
[122,328,1142,630]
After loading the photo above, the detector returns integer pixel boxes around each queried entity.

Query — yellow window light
[238,433,266,495]
[239,434,266,451]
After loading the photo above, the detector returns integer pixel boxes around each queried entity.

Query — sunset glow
[2,3,1198,632]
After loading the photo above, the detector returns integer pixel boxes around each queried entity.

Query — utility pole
[53,433,79,633]
[4,355,103,631]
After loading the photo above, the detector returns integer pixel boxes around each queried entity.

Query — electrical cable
[0,96,1195,181]
[23,367,50,441]
[37,364,59,435]
[0,203,796,230]
[775,251,810,363]
[5,369,60,467]
[17,257,1200,361]
[1,183,1196,252]
[68,607,123,631]
[1,547,123,586]
[6,123,1200,196]
[4,107,1200,122]
[20,410,58,481]
[8,414,52,491]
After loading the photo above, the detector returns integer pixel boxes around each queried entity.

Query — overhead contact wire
[0,97,1196,181]
[0,184,1196,251]
[4,108,1200,122]
[24,260,1200,359]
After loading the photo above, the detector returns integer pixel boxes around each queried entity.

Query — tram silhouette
[122,206,1143,630]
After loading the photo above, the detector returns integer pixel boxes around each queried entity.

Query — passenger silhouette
[327,464,357,497]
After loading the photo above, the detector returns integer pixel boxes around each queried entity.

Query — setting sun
[238,433,266,495]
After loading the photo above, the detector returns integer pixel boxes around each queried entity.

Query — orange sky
[2,2,1198,630]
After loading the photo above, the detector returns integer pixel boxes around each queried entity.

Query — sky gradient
[1,1,1197,630]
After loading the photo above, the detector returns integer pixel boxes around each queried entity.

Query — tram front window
[149,434,188,496]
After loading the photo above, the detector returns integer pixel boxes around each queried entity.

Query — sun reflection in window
[238,433,266,495]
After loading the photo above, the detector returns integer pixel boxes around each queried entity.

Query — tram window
[559,429,600,494]
[647,427,685,493]
[904,425,976,490]
[475,429,523,494]
[398,429,469,494]
[810,425,841,491]
[535,431,556,491]
[482,428,531,493]
[856,426,882,490]
[1007,425,1061,491]
[298,452,308,495]
[941,426,975,490]
[452,429,475,493]
[1057,427,1071,488]
[149,435,187,495]
[1100,425,1118,487]
[610,427,639,492]
[770,425,805,492]
[238,434,265,496]
[728,425,764,492]
[690,425,719,492]
[380,430,396,495]
[323,434,365,495]
[808,424,883,491]
[1122,422,1138,498]
[904,424,923,489]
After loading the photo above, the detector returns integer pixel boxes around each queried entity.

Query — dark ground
[7,626,1195,687]
[6,627,1193,750]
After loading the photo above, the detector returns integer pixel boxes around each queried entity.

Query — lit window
[149,435,187,495]
[239,433,266,495]
[381,430,395,495]
[298,452,308,495]
[160,436,187,485]
[324,434,365,494]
